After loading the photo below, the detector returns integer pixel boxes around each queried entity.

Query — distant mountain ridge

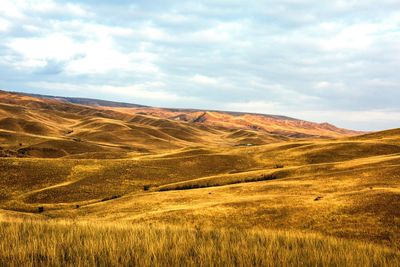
[0,89,363,156]
[16,90,355,128]
[20,91,298,121]
[22,92,148,108]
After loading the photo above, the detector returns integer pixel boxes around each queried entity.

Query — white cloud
[97,84,183,102]
[6,24,159,75]
[191,74,218,85]
[288,109,400,130]
[321,23,379,51]
[158,13,192,24]
[0,1,24,18]
[188,22,248,46]
[0,0,90,18]
[7,34,81,63]
[22,24,42,33]
[65,39,159,75]
[50,20,133,38]
[314,81,346,91]
[27,81,195,102]
[0,18,11,32]
[62,3,89,17]
[136,25,173,41]
[224,101,282,114]
[365,79,398,88]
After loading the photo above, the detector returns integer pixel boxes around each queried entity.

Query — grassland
[1,220,399,267]
[0,91,400,266]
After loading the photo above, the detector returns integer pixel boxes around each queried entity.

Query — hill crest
[0,89,365,159]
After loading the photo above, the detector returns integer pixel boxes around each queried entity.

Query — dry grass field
[0,90,399,266]
[1,220,399,267]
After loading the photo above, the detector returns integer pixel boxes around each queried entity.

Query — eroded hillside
[0,90,362,158]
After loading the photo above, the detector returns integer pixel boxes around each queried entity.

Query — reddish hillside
[109,107,361,138]
[0,90,362,159]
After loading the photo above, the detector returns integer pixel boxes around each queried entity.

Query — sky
[0,0,399,131]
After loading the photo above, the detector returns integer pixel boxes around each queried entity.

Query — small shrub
[76,205,80,209]
[101,195,121,202]
[257,174,278,181]
[17,148,28,156]
[143,185,151,191]
[38,207,44,213]
[275,164,284,169]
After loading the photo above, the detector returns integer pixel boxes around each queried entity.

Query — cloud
[191,74,218,85]
[289,109,400,131]
[26,81,196,103]
[224,101,282,114]
[64,40,160,75]
[7,34,80,65]
[35,59,65,75]
[224,100,400,131]
[0,18,11,32]
[5,25,159,75]
[0,0,399,131]
[189,22,245,44]
[320,23,379,51]
[0,0,91,18]
[0,1,24,18]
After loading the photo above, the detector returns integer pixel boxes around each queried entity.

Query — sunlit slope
[0,90,362,157]
[0,92,261,156]
[110,107,361,138]
[0,151,257,205]
[0,90,306,157]
[1,128,400,248]
[350,128,400,144]
[0,89,398,248]
[3,135,399,207]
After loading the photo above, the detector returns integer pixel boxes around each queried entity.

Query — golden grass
[1,220,399,267]
[1,91,400,265]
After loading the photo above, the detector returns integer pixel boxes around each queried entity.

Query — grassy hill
[0,90,399,265]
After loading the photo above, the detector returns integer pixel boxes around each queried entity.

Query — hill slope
[0,89,399,264]
[0,90,361,160]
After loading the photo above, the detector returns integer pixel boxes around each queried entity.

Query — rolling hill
[0,90,361,159]
[0,89,399,265]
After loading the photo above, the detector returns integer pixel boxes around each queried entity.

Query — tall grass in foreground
[0,221,399,267]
